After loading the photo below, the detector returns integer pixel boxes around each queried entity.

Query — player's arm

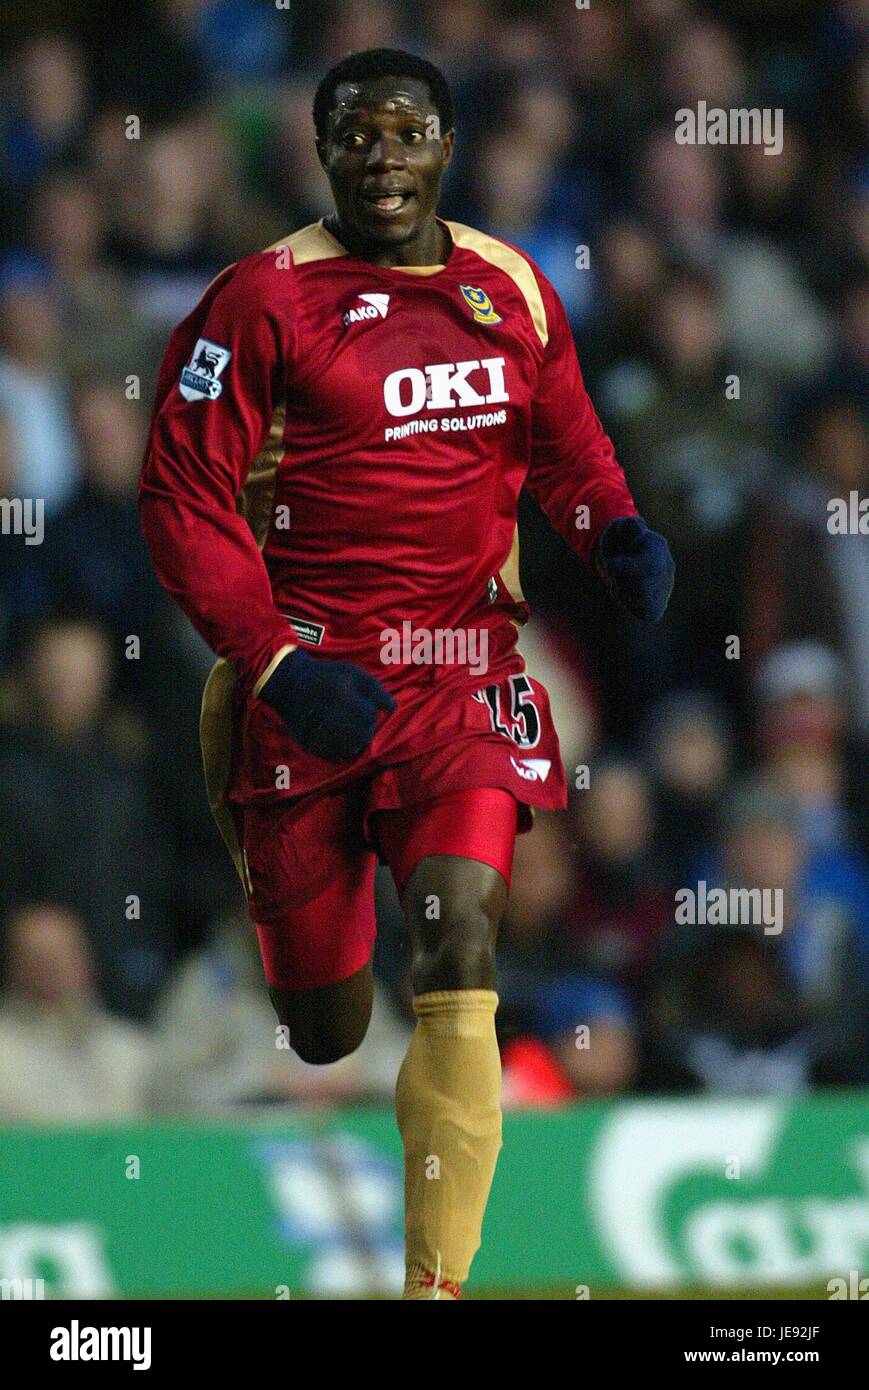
[525,274,674,623]
[139,256,296,692]
[139,254,393,761]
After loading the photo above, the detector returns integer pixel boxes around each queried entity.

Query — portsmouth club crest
[179,338,232,401]
[460,285,502,325]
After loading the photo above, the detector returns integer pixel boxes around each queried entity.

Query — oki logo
[384,358,509,417]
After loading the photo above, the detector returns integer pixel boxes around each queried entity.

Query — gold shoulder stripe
[391,263,447,276]
[238,404,285,548]
[445,221,549,348]
[200,658,245,885]
[500,526,526,608]
[265,221,348,265]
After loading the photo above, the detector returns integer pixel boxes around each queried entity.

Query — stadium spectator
[498,812,637,1101]
[0,616,174,1019]
[32,379,239,941]
[105,120,232,331]
[472,90,595,329]
[606,264,771,705]
[0,902,151,1120]
[685,778,868,1052]
[169,0,292,88]
[32,167,149,382]
[263,84,334,234]
[584,218,666,390]
[743,399,869,738]
[641,774,868,1094]
[1,34,89,220]
[0,259,80,513]
[421,0,499,88]
[642,690,733,885]
[146,911,412,1112]
[753,642,868,855]
[90,1,207,124]
[638,923,861,1094]
[0,407,50,663]
[567,757,672,992]
[38,382,165,670]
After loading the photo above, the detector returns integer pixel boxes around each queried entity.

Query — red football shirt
[139,218,637,809]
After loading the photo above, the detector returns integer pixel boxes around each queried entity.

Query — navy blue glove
[258,648,396,761]
[595,515,675,623]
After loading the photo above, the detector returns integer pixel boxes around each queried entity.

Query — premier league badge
[179,338,232,401]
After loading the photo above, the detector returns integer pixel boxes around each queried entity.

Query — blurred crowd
[0,0,866,1118]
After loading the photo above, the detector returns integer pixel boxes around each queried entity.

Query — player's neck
[324,214,449,268]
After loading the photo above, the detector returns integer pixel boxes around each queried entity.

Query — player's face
[320,77,454,252]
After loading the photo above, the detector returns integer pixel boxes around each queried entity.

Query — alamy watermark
[827,1270,868,1299]
[675,881,783,935]
[0,497,43,545]
[827,492,868,535]
[380,621,488,678]
[50,1321,151,1370]
[675,102,783,156]
[1,1277,45,1299]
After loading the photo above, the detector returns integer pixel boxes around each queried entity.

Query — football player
[140,48,674,1299]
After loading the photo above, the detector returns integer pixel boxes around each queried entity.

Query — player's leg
[237,787,377,1064]
[400,853,504,991]
[375,788,517,1300]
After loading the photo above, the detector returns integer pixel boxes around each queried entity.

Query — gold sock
[395,989,502,1299]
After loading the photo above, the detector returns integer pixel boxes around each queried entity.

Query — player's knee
[412,897,496,992]
[292,1028,366,1065]
[270,988,371,1065]
[287,1016,369,1065]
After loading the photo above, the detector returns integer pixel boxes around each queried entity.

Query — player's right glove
[257,648,396,762]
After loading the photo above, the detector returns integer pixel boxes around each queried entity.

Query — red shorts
[233,672,567,991]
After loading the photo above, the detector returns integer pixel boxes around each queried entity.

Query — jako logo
[384,358,509,417]
[344,293,390,326]
[50,1321,151,1371]
[510,757,551,783]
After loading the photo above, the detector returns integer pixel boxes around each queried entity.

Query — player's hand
[257,648,396,761]
[594,515,675,623]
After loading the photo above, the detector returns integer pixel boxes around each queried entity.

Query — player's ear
[441,129,456,170]
[315,138,329,169]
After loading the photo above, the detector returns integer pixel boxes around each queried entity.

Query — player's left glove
[594,515,675,623]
